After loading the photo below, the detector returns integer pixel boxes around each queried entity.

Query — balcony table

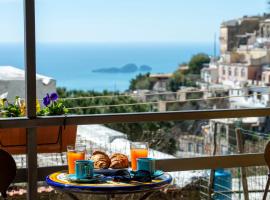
[46,171,172,200]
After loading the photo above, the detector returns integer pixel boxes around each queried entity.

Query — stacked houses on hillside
[199,14,270,155]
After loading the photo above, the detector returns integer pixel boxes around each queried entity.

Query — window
[234,67,238,76]
[222,67,226,75]
[196,144,203,154]
[228,67,232,76]
[221,145,228,155]
[188,143,193,152]
[220,125,227,138]
[241,68,246,77]
[257,92,262,100]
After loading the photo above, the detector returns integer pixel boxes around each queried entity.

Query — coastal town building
[178,135,204,155]
[262,69,270,85]
[219,15,269,54]
[258,18,270,38]
[218,62,261,87]
[201,14,270,88]
[200,62,219,84]
[228,86,270,109]
[197,14,270,158]
[202,117,265,155]
[149,73,173,92]
[177,65,189,73]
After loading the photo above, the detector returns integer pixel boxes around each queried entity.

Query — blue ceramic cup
[137,158,156,174]
[75,160,94,179]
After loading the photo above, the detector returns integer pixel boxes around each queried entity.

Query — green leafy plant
[0,96,24,117]
[38,93,68,116]
[188,53,210,74]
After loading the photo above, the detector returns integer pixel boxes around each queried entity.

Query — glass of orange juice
[67,145,86,174]
[130,142,148,171]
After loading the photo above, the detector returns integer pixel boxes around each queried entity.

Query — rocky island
[92,63,152,73]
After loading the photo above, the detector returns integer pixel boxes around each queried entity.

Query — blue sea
[0,42,215,91]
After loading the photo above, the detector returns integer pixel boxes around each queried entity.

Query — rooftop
[150,73,173,79]
[0,66,54,85]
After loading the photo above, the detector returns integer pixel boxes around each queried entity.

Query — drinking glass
[67,145,86,174]
[130,142,149,171]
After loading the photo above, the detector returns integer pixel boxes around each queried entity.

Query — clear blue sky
[0,0,267,43]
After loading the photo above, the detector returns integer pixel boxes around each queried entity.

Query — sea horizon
[0,42,218,92]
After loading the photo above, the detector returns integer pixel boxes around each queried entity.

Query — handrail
[1,107,270,128]
[156,153,265,171]
[14,153,266,183]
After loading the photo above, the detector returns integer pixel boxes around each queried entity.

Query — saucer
[66,174,104,183]
[130,170,164,178]
[152,170,164,178]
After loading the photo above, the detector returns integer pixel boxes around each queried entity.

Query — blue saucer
[152,170,164,178]
[66,174,104,183]
[130,170,164,178]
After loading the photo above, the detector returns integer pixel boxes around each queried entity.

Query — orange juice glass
[130,142,149,171]
[67,145,86,174]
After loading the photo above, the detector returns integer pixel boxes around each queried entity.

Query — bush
[188,53,210,74]
[129,73,156,90]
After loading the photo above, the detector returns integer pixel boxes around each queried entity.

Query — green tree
[168,70,185,92]
[188,53,210,74]
[57,87,178,154]
[129,73,156,90]
[168,70,198,92]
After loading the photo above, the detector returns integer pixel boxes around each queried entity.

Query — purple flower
[43,94,51,106]
[50,93,58,101]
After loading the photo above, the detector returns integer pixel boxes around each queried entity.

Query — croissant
[110,153,129,169]
[90,151,111,169]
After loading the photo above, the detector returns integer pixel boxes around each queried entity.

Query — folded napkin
[93,169,128,176]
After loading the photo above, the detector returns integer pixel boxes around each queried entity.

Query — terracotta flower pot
[0,126,77,154]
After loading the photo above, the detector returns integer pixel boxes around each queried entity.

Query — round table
[46,171,172,200]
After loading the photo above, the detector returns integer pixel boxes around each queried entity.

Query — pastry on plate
[90,151,111,169]
[110,153,129,169]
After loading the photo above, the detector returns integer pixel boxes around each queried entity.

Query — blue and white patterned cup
[137,158,156,174]
[75,160,94,179]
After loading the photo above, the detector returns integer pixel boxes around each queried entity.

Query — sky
[0,0,267,43]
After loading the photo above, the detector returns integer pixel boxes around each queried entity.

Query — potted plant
[0,93,77,154]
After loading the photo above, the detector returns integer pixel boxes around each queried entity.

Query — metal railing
[1,107,270,128]
[1,0,269,199]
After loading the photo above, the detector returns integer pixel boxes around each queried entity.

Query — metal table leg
[139,191,154,200]
[139,191,168,200]
[263,174,270,200]
[65,192,80,200]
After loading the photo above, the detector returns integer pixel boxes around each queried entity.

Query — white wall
[0,79,56,102]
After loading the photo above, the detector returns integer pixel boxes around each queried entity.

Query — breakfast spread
[63,147,163,184]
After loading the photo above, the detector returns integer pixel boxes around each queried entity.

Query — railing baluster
[236,128,249,200]
[208,122,217,200]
